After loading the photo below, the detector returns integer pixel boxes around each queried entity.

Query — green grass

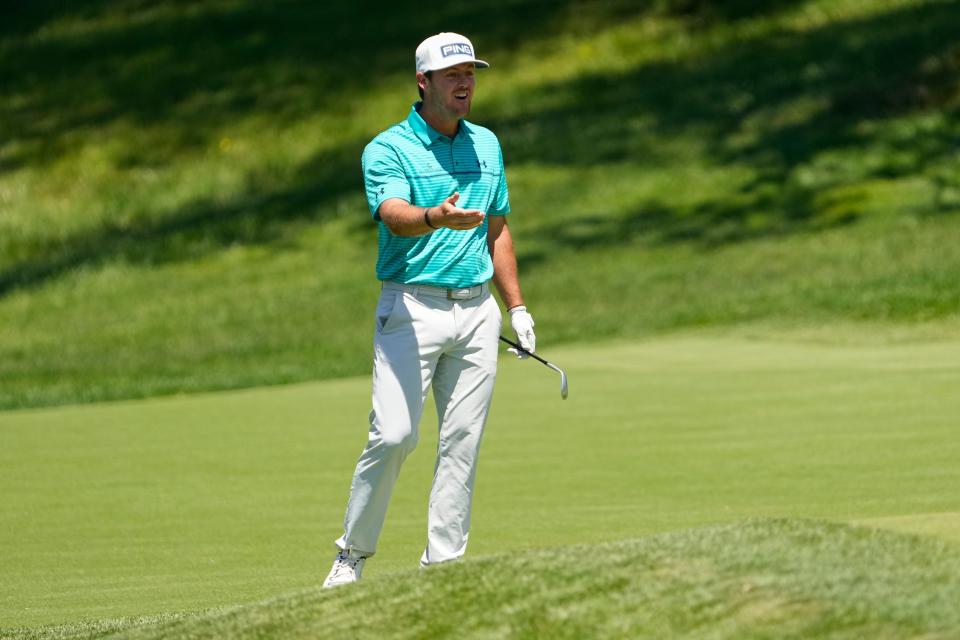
[5,3,959,635]
[8,519,960,639]
[2,0,959,409]
[2,338,959,631]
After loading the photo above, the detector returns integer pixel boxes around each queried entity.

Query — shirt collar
[408,102,471,145]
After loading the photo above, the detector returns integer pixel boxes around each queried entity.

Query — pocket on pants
[375,292,402,333]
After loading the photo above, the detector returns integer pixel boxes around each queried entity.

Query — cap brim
[425,58,490,72]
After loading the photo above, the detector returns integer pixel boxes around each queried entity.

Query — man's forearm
[379,194,486,237]
[489,221,524,309]
[378,199,437,237]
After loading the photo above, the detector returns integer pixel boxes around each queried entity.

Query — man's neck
[419,103,459,138]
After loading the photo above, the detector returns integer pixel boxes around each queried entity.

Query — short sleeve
[362,139,411,219]
[489,144,510,216]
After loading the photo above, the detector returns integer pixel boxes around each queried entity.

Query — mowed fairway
[2,336,959,629]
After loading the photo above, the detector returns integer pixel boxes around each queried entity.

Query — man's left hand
[508,306,536,358]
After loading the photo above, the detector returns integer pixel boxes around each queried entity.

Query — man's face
[420,63,476,121]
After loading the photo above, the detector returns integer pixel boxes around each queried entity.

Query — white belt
[382,280,488,300]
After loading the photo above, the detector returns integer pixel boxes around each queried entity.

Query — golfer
[323,32,536,587]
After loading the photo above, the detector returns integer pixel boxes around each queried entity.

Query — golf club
[499,335,569,399]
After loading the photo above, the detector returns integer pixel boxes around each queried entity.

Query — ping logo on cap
[441,42,473,58]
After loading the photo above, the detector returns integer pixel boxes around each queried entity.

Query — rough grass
[1,0,959,409]
[6,519,960,640]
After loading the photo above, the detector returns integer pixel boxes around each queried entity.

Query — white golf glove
[508,305,536,359]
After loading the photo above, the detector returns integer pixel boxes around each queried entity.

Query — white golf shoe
[322,550,366,588]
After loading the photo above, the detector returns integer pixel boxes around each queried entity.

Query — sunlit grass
[2,337,959,628]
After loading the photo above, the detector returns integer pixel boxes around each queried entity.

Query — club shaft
[498,335,555,368]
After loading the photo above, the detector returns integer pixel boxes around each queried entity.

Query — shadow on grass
[490,0,960,247]
[0,0,819,174]
[1,0,958,292]
[0,141,369,295]
[0,0,650,294]
[0,0,648,172]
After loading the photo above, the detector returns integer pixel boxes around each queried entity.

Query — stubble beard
[424,82,469,115]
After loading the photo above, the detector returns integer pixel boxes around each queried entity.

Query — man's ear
[416,71,428,93]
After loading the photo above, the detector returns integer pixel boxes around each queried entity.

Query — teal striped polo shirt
[362,103,510,288]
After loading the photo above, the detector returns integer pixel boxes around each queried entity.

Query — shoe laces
[331,551,363,580]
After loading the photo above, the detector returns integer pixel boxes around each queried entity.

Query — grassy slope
[2,0,959,409]
[2,338,959,628]
[8,519,960,639]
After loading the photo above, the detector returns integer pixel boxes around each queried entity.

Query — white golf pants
[335,281,502,566]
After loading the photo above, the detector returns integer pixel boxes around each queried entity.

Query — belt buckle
[447,287,472,300]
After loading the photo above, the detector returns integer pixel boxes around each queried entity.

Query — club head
[499,336,569,400]
[545,362,568,399]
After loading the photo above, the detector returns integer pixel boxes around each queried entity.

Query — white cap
[415,32,489,73]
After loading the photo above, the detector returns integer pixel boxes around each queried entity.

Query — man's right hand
[429,192,485,230]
